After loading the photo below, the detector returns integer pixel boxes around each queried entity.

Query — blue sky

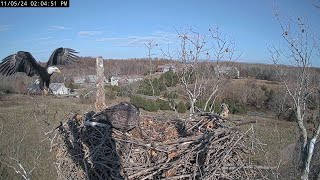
[0,0,319,66]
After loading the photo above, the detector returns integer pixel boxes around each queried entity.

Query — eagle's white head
[47,66,61,75]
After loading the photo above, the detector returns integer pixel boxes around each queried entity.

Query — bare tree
[176,28,238,117]
[270,11,320,180]
[311,0,320,9]
[204,27,239,112]
[145,40,158,96]
[176,29,208,116]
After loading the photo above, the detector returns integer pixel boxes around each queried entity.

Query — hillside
[0,59,320,179]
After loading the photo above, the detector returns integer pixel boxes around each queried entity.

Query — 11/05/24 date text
[0,0,69,7]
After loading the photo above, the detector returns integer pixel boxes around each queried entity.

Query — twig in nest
[48,112,272,180]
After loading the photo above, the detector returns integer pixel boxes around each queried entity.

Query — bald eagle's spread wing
[46,47,79,67]
[0,51,41,77]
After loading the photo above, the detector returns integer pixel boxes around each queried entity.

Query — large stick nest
[49,102,262,180]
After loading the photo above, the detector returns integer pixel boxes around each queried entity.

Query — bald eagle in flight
[0,47,79,94]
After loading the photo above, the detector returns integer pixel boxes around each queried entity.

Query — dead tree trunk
[271,11,320,179]
[95,56,106,112]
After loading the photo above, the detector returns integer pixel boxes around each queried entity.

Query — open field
[0,93,301,179]
[0,94,90,180]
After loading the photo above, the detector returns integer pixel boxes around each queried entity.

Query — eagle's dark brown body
[88,102,140,132]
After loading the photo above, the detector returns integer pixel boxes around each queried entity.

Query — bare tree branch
[0,129,39,180]
[271,9,320,179]
[311,0,320,9]
[145,40,158,96]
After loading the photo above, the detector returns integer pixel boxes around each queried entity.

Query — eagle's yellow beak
[57,69,61,74]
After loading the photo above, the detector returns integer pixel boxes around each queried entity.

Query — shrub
[169,99,176,110]
[204,103,221,113]
[152,78,167,92]
[0,164,11,180]
[143,100,159,112]
[130,96,146,108]
[163,91,178,99]
[185,101,191,110]
[178,69,196,84]
[223,99,248,114]
[156,99,172,110]
[4,88,14,94]
[277,108,297,122]
[264,89,275,110]
[186,100,214,112]
[137,79,163,96]
[244,81,265,109]
[177,101,187,113]
[160,69,179,87]
[307,94,318,110]
[118,83,138,97]
[0,85,14,94]
[230,103,248,114]
[195,100,206,111]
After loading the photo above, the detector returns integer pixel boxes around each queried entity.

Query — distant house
[155,64,176,73]
[49,83,70,95]
[73,75,108,84]
[110,75,143,86]
[110,76,121,86]
[214,66,240,79]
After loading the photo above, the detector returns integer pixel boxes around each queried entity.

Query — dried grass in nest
[49,112,264,180]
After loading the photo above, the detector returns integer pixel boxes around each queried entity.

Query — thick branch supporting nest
[50,110,263,180]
